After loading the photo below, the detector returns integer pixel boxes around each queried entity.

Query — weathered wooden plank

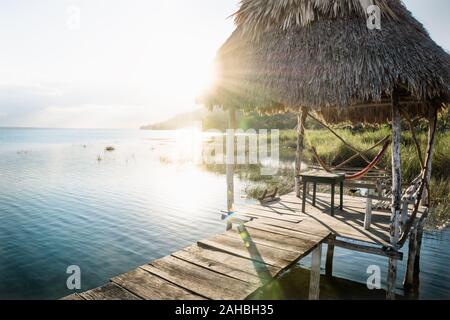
[172,245,279,285]
[245,204,302,217]
[112,268,205,300]
[142,256,256,300]
[61,293,85,300]
[330,239,403,260]
[245,221,328,242]
[225,226,318,254]
[298,215,391,246]
[198,234,298,269]
[80,282,141,300]
[234,205,302,223]
[237,213,304,230]
[65,190,411,301]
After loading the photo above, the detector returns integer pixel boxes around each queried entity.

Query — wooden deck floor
[64,192,426,300]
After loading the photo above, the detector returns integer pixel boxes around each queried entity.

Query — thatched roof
[202,0,450,123]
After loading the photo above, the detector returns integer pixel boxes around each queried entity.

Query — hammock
[311,139,391,181]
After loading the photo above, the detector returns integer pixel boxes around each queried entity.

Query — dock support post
[387,89,402,300]
[404,221,418,294]
[401,200,409,233]
[226,109,236,230]
[326,235,336,277]
[309,244,322,300]
[295,108,308,198]
[413,221,425,287]
[404,104,438,294]
[404,218,425,296]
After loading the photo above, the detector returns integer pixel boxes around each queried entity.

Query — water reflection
[0,128,448,300]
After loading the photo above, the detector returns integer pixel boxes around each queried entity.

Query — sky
[0,0,448,129]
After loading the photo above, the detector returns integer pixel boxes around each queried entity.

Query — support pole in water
[226,109,236,230]
[309,244,322,300]
[404,103,438,294]
[325,235,336,277]
[387,88,402,300]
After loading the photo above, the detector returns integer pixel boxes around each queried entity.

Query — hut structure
[203,0,450,299]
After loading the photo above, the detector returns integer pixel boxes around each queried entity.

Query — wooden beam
[329,238,403,260]
[295,108,308,197]
[309,244,322,300]
[387,89,402,300]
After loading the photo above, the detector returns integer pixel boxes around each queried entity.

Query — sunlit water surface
[0,128,448,299]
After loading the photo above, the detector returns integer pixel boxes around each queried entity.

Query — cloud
[0,82,198,128]
[33,104,153,129]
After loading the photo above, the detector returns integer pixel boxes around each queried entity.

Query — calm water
[0,128,448,300]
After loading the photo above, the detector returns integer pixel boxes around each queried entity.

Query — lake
[0,128,448,300]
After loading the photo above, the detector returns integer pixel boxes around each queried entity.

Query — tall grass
[246,125,450,229]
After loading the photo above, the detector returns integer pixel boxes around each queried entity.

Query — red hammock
[311,139,391,181]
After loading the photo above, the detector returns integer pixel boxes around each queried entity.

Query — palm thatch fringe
[234,0,399,40]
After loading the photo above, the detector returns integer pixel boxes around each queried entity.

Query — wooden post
[413,219,425,288]
[312,183,317,207]
[330,183,335,217]
[376,180,383,198]
[302,180,307,213]
[364,197,373,230]
[387,89,402,300]
[398,104,438,248]
[401,200,409,232]
[309,244,322,300]
[226,109,236,230]
[404,221,418,294]
[404,217,426,296]
[326,235,336,277]
[295,108,308,197]
[404,104,438,292]
[422,105,438,206]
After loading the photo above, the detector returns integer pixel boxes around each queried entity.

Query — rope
[307,113,380,168]
[310,139,391,181]
[345,140,390,180]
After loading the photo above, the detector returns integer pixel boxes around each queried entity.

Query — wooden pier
[64,191,426,300]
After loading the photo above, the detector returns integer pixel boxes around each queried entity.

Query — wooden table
[300,171,345,216]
